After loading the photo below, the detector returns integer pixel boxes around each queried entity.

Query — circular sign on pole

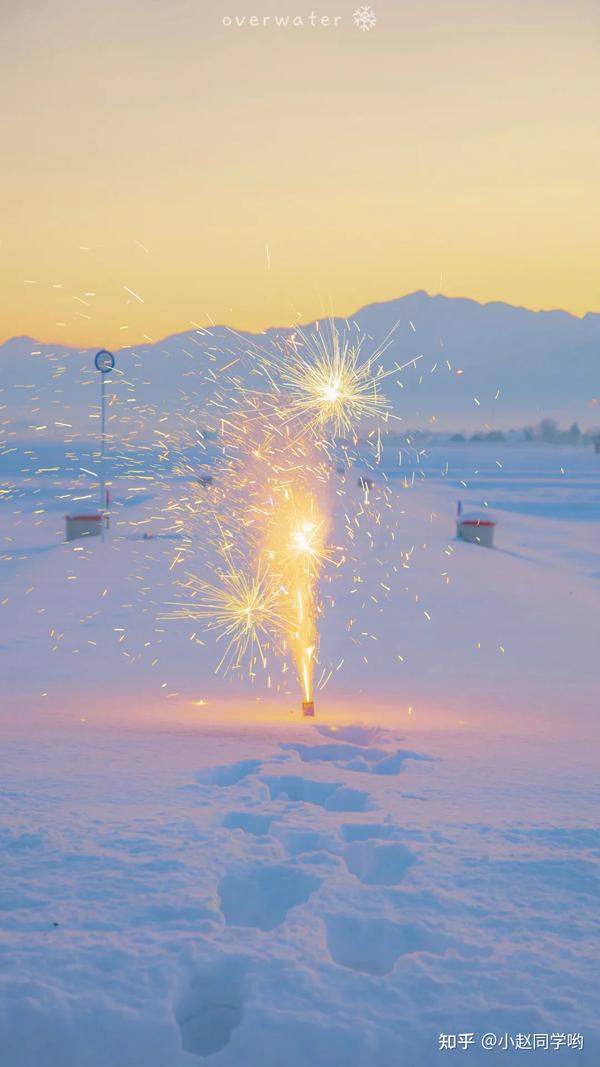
[95,349,115,374]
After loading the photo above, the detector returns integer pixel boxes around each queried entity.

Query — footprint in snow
[342,840,416,885]
[195,759,262,787]
[175,956,246,1058]
[314,724,385,746]
[222,811,274,835]
[271,825,339,857]
[219,863,321,931]
[325,914,441,975]
[261,774,375,812]
[281,741,434,776]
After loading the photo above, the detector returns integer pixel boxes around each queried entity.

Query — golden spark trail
[259,479,330,706]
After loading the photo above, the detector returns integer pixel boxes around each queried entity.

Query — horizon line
[2,288,598,352]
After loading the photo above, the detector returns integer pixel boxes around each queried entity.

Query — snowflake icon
[353,5,377,31]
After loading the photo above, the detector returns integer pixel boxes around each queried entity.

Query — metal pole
[94,350,114,543]
[100,373,106,542]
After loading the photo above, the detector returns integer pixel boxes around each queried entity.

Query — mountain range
[1,291,598,447]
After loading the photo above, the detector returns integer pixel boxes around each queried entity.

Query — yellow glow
[290,522,321,557]
[264,482,330,704]
[1,0,599,347]
[161,390,333,703]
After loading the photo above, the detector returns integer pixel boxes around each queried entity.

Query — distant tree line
[448,419,599,445]
[361,421,600,448]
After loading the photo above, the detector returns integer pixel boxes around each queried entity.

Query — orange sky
[2,0,599,348]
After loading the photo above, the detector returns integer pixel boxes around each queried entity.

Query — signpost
[94,349,115,540]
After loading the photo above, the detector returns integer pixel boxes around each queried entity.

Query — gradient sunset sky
[2,0,599,347]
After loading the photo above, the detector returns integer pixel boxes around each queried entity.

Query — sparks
[277,321,392,437]
[161,566,281,674]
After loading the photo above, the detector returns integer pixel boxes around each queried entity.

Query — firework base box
[302,700,315,717]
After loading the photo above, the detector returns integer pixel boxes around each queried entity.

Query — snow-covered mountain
[1,291,599,448]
